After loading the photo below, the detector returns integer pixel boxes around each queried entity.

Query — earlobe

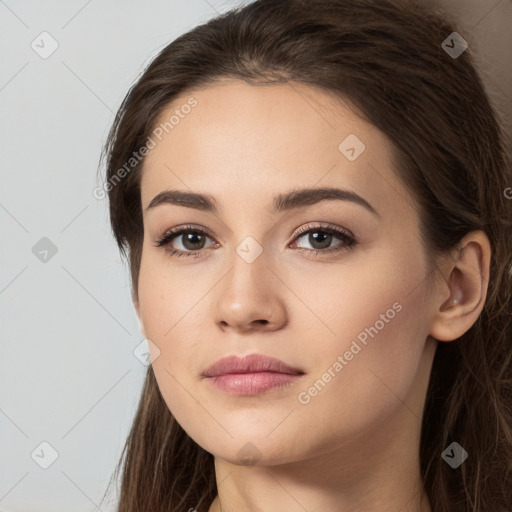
[428,231,491,343]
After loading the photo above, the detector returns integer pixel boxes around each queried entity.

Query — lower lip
[205,372,303,395]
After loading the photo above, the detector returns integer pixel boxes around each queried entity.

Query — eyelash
[153,223,358,259]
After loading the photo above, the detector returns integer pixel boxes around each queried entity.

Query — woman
[99,0,512,510]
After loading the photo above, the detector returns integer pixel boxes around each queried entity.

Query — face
[135,79,437,466]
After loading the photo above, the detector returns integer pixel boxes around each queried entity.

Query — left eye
[154,224,358,258]
[292,226,356,251]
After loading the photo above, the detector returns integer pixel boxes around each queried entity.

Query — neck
[207,407,432,512]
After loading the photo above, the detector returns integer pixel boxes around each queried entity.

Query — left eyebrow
[144,187,380,217]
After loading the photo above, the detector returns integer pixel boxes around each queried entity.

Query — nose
[213,250,288,334]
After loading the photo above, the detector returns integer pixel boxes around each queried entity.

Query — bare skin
[134,79,490,512]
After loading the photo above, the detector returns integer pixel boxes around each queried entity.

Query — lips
[202,353,304,378]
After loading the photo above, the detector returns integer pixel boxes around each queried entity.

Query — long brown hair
[98,0,512,510]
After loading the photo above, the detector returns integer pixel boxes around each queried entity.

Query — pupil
[184,232,204,250]
[310,232,331,249]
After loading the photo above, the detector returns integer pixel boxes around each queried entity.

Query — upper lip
[202,353,304,377]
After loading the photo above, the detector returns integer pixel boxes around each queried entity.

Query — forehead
[140,80,411,219]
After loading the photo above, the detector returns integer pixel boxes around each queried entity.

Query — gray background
[1,1,510,511]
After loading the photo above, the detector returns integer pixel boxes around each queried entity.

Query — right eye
[154,225,217,258]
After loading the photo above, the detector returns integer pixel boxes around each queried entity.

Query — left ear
[428,230,491,342]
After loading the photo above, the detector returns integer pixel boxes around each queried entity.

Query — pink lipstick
[202,353,304,395]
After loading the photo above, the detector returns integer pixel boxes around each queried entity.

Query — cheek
[137,256,210,403]
[137,264,204,436]
[137,252,200,336]
[289,248,430,435]
[283,239,428,355]
[288,238,418,340]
